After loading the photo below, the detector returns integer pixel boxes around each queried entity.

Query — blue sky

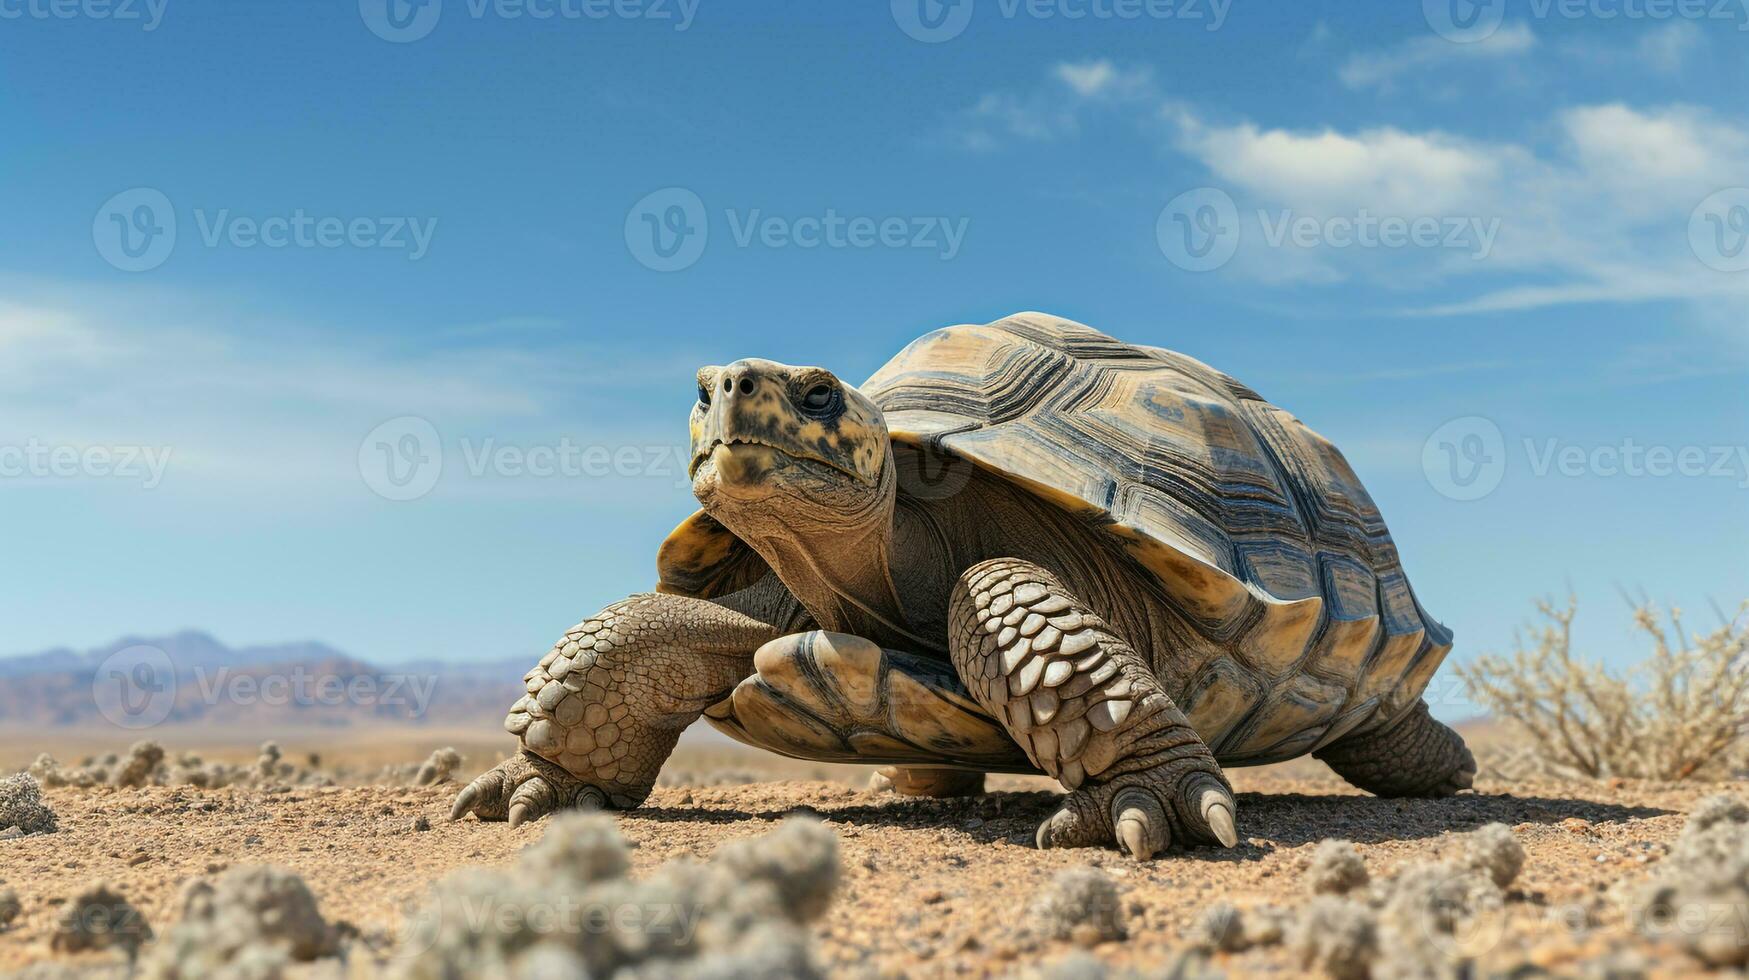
[1,1,1744,717]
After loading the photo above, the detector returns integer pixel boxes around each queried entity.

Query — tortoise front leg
[451,592,782,826]
[948,558,1238,860]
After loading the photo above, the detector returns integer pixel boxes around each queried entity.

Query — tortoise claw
[1111,787,1169,861]
[1204,800,1238,848]
[450,770,505,822]
[1034,803,1101,851]
[1192,780,1239,848]
[506,774,560,828]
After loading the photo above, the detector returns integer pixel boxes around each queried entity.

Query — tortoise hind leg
[869,767,986,797]
[703,631,1035,774]
[1314,700,1475,797]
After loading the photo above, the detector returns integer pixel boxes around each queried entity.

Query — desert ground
[0,723,1737,977]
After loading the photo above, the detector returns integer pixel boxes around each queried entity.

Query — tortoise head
[688,358,892,526]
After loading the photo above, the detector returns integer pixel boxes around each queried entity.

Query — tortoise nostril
[737,377,754,396]
[722,377,733,393]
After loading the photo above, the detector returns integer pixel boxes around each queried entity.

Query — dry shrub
[1458,597,1748,781]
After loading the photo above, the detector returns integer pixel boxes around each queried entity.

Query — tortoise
[452,312,1474,858]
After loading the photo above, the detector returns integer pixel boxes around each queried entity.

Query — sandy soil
[0,731,1731,977]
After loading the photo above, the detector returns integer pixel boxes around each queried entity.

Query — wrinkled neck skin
[702,454,936,650]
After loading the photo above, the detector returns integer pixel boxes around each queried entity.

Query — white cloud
[1170,112,1502,215]
[1052,60,1154,99]
[1560,103,1749,217]
[947,60,1749,326]
[1055,60,1118,97]
[1338,22,1536,91]
[1163,101,1749,322]
[1637,21,1703,73]
[945,60,1155,151]
[0,285,700,500]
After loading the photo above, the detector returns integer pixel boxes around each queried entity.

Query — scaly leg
[1314,700,1475,797]
[451,592,781,826]
[949,558,1238,860]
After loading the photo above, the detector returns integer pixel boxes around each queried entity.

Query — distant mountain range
[0,630,529,729]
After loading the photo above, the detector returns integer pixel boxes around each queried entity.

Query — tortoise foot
[450,751,613,826]
[1036,771,1237,860]
[950,557,1237,860]
[869,767,986,797]
[1315,700,1476,798]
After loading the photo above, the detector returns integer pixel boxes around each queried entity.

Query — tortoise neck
[728,459,926,648]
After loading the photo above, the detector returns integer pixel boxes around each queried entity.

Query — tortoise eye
[802,384,834,410]
[697,382,711,406]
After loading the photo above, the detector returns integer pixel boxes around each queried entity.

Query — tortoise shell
[659,312,1452,764]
